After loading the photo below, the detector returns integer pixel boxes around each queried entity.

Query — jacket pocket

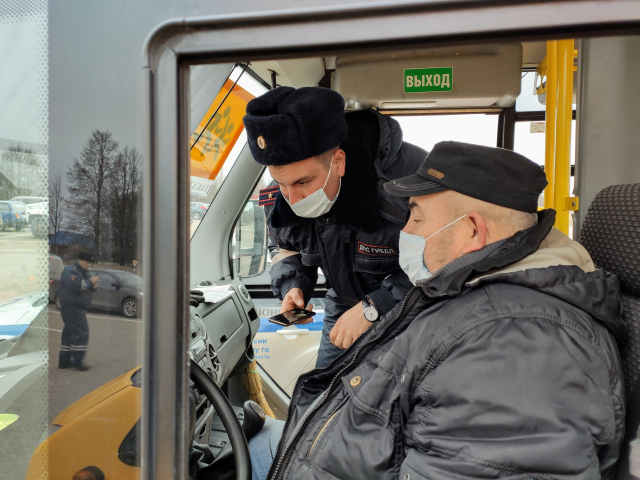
[342,354,405,422]
[307,406,343,462]
[352,254,399,275]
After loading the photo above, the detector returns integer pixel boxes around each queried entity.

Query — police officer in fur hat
[244,86,427,367]
[58,251,99,371]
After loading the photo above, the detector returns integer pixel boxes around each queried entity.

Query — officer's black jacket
[59,262,95,310]
[265,109,427,313]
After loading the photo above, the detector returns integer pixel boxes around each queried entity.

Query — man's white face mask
[399,214,467,284]
[284,155,341,218]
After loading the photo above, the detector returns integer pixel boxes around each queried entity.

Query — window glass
[516,70,577,112]
[513,119,576,166]
[10,201,26,213]
[95,271,115,285]
[113,271,143,286]
[189,66,269,238]
[393,114,500,152]
[516,71,545,112]
[1,2,144,477]
[232,168,273,281]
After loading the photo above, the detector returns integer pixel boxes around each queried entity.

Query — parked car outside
[9,196,47,206]
[25,200,48,223]
[0,201,28,231]
[49,254,64,278]
[190,202,209,220]
[49,268,142,318]
[28,199,49,238]
[0,292,48,341]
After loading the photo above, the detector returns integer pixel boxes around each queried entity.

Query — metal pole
[553,39,574,234]
[543,41,557,210]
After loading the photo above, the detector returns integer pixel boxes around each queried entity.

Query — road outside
[47,307,142,422]
[0,229,47,301]
[0,229,144,479]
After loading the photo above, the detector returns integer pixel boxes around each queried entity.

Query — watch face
[364,308,378,322]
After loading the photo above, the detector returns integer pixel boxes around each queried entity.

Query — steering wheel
[190,361,252,480]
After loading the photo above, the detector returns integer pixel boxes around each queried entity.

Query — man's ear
[459,211,487,256]
[334,148,346,177]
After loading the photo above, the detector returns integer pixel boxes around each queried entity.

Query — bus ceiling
[246,41,549,110]
[237,41,577,236]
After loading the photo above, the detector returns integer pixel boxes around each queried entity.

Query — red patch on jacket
[357,242,396,256]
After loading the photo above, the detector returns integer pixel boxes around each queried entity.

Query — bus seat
[578,183,640,480]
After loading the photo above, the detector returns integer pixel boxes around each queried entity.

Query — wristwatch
[362,297,379,322]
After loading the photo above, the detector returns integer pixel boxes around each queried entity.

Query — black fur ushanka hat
[243,86,348,166]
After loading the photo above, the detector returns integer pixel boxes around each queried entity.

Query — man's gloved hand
[280,287,313,324]
[330,302,372,349]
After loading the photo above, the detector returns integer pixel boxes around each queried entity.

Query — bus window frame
[142,2,640,478]
[500,67,577,151]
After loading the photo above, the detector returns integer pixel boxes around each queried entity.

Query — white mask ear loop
[425,214,467,243]
[321,154,334,190]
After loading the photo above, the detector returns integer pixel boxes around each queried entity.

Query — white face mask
[284,155,340,218]
[399,214,467,285]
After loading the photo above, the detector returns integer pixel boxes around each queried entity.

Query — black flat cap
[78,251,95,262]
[243,86,348,166]
[384,141,547,213]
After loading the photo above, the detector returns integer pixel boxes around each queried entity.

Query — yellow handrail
[553,39,575,234]
[539,40,577,235]
[543,41,557,210]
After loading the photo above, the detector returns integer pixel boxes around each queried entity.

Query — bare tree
[49,172,66,252]
[109,146,142,265]
[66,130,118,256]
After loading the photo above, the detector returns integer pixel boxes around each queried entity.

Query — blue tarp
[49,231,95,247]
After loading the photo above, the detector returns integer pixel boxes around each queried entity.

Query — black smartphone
[268,308,316,326]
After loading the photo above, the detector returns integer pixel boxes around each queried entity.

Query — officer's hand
[281,288,305,313]
[281,288,313,324]
[90,275,99,287]
[330,302,372,350]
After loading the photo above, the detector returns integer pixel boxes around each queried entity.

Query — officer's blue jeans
[59,304,89,366]
[315,289,351,369]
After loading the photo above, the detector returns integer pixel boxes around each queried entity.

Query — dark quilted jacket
[268,210,627,480]
[58,262,95,310]
[265,109,427,314]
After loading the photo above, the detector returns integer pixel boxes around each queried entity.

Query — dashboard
[188,279,260,446]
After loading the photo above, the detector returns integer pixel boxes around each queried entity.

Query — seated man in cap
[244,86,426,368]
[248,141,626,480]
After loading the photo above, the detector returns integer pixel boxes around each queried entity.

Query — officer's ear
[334,149,346,177]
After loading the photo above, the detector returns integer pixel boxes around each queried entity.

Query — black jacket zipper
[267,286,425,480]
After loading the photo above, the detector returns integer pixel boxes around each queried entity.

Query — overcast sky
[3,0,389,179]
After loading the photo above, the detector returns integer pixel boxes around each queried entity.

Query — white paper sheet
[203,290,234,303]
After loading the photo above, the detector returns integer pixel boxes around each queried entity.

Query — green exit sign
[404,67,453,93]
